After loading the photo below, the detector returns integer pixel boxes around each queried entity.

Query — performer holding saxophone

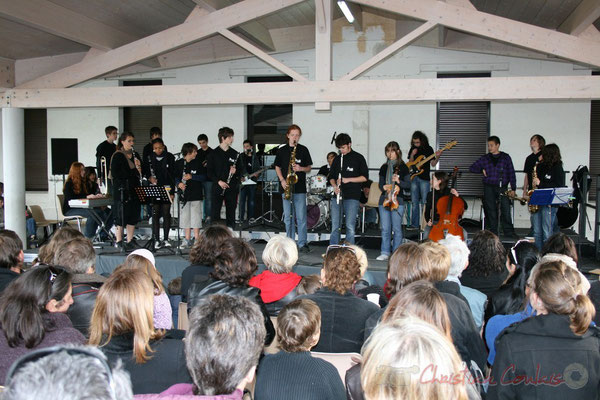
[206,127,241,228]
[275,124,313,253]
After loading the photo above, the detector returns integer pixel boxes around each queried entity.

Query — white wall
[20,24,593,229]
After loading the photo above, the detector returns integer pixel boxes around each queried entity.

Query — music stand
[134,185,174,254]
[529,187,573,207]
[247,161,282,230]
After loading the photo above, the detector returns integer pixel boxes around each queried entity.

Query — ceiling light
[337,1,355,24]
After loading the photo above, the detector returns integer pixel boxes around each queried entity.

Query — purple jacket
[469,151,516,190]
[0,312,86,385]
[134,384,243,400]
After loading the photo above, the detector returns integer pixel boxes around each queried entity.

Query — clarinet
[148,156,156,185]
[337,153,344,204]
[132,152,143,186]
[222,152,241,196]
[180,160,188,207]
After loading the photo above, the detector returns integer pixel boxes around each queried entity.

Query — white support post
[315,0,332,111]
[2,108,26,244]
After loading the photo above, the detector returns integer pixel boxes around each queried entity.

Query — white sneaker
[376,254,389,261]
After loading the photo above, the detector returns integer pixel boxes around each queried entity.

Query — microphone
[330,131,337,145]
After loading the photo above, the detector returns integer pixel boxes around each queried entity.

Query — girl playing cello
[423,171,468,240]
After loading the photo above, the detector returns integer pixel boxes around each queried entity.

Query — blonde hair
[88,269,164,363]
[420,241,452,282]
[531,261,594,335]
[348,244,368,277]
[361,317,469,400]
[122,255,165,295]
[387,243,432,298]
[262,235,298,274]
[382,281,452,340]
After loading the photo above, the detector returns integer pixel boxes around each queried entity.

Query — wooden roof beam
[17,0,305,89]
[350,0,600,68]
[558,0,600,36]
[315,0,332,110]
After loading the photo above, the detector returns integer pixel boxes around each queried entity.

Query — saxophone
[528,164,539,213]
[284,143,298,200]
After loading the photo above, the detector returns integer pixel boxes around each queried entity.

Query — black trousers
[211,186,237,228]
[152,202,171,240]
[483,184,515,236]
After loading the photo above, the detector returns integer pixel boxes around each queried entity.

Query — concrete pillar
[2,108,26,244]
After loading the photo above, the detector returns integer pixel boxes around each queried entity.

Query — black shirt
[96,141,116,179]
[523,151,541,190]
[110,150,141,198]
[197,147,212,177]
[174,158,205,201]
[274,144,313,194]
[143,151,176,188]
[241,152,261,181]
[62,180,87,214]
[207,146,241,192]
[408,144,434,181]
[328,150,369,201]
[537,162,565,189]
[317,165,332,186]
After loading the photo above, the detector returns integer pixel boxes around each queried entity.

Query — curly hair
[322,248,362,295]
[386,243,432,298]
[189,225,233,265]
[467,230,506,277]
[211,238,257,287]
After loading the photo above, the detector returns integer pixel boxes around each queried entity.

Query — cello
[429,167,464,241]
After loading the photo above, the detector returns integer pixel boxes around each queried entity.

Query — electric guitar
[241,165,271,185]
[407,140,458,180]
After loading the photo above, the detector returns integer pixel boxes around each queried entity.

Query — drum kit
[306,174,334,230]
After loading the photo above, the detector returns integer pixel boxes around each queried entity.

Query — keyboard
[68,197,112,208]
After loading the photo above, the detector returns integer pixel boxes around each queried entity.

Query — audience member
[181,225,232,302]
[298,244,379,353]
[0,265,85,384]
[350,244,388,308]
[168,277,182,329]
[489,261,600,399]
[187,237,275,346]
[255,299,345,400]
[249,235,302,316]
[53,237,105,336]
[439,234,487,328]
[541,232,578,263]
[0,229,24,292]
[123,249,172,329]
[89,268,192,394]
[361,317,474,400]
[136,294,266,399]
[484,239,539,322]
[296,274,322,295]
[2,345,133,400]
[461,230,508,296]
[36,226,84,264]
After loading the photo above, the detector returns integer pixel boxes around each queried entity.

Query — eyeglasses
[326,244,356,256]
[5,346,116,399]
[510,239,531,265]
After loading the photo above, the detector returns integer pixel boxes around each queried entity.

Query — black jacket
[68,273,106,337]
[0,268,19,293]
[110,150,141,199]
[489,313,600,400]
[187,278,275,346]
[101,330,191,395]
[297,288,379,353]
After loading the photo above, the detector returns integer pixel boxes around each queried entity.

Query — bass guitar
[407,140,457,180]
[429,166,465,241]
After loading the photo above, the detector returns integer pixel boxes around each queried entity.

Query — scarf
[117,148,136,169]
[386,159,397,185]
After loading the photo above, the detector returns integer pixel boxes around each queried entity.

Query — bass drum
[307,195,329,229]
[309,175,328,194]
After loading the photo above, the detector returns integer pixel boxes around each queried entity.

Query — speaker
[51,138,78,175]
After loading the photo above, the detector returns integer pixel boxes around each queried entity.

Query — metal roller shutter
[590,98,600,200]
[24,109,48,191]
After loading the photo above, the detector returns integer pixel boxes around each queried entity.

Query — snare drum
[307,195,329,229]
[309,174,328,194]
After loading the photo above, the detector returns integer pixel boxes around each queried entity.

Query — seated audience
[0,229,24,292]
[298,244,379,353]
[168,277,182,329]
[89,268,192,394]
[541,232,578,262]
[361,317,474,400]
[439,234,487,328]
[0,265,85,384]
[123,249,172,329]
[489,260,600,399]
[346,280,453,400]
[53,237,106,336]
[2,345,133,400]
[484,239,539,323]
[36,226,84,264]
[255,298,345,400]
[375,242,487,373]
[187,237,275,345]
[350,244,388,308]
[461,230,509,296]
[181,225,232,302]
[249,235,302,316]
[296,274,322,295]
[135,294,266,399]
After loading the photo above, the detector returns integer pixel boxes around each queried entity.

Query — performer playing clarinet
[110,132,142,249]
[206,127,240,228]
[328,133,368,245]
[275,124,313,253]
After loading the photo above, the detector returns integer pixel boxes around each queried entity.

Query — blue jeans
[379,204,404,256]
[364,207,377,224]
[202,181,213,221]
[239,184,256,220]
[330,199,360,244]
[26,217,37,237]
[282,193,308,247]
[533,205,557,250]
[410,178,430,227]
[65,208,99,238]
